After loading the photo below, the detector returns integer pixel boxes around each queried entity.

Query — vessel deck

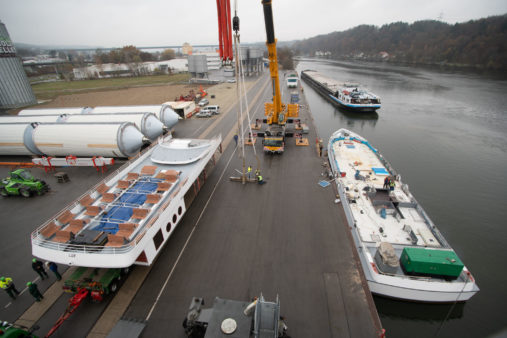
[331,138,442,247]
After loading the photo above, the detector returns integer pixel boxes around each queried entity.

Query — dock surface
[0,72,382,337]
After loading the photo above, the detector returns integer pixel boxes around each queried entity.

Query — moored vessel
[328,128,479,302]
[301,70,380,112]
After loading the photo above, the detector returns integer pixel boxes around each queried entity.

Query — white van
[206,105,220,115]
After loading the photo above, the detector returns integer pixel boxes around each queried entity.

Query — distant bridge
[61,45,219,52]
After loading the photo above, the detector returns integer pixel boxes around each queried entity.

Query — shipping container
[400,247,464,279]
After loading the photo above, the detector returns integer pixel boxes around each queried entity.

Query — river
[296,59,507,338]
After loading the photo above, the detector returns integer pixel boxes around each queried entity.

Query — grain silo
[0,20,37,109]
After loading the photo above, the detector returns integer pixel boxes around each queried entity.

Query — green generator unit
[400,247,464,279]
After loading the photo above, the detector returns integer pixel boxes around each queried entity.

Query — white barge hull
[329,128,479,303]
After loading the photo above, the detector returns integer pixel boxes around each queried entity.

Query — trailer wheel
[109,281,118,293]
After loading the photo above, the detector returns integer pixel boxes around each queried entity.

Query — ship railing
[31,226,152,255]
[32,236,134,254]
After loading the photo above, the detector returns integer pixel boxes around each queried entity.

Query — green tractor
[0,321,39,337]
[0,169,49,198]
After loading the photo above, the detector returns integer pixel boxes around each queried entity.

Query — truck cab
[263,126,285,154]
[286,77,298,88]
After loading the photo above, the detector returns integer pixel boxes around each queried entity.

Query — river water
[296,59,507,338]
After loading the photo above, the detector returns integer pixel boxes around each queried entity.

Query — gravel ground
[9,80,257,115]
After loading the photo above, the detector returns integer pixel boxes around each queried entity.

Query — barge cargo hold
[328,128,479,302]
[301,70,381,113]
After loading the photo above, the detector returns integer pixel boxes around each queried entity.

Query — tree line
[94,46,176,64]
[292,14,507,70]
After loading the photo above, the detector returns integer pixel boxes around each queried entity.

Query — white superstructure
[31,134,222,268]
[328,129,479,302]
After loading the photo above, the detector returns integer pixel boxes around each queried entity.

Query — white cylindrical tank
[17,107,92,116]
[58,113,164,140]
[30,122,146,157]
[0,115,61,124]
[92,105,179,128]
[0,123,39,155]
[159,104,180,129]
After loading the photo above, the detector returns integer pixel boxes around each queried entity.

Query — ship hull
[328,128,479,303]
[301,70,380,113]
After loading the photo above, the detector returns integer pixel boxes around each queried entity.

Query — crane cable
[232,0,260,180]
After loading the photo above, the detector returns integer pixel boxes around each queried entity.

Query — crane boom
[259,0,298,154]
[261,0,283,123]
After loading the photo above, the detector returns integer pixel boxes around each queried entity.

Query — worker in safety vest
[257,174,265,185]
[27,282,43,302]
[389,179,395,191]
[247,166,252,179]
[383,176,390,189]
[32,258,49,280]
[0,276,20,299]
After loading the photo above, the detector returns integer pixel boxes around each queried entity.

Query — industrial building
[0,20,37,110]
[238,46,264,76]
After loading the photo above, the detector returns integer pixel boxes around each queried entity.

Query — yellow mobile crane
[260,0,299,154]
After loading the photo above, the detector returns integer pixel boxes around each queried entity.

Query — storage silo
[0,20,37,109]
[18,107,92,115]
[188,55,207,78]
[28,122,146,157]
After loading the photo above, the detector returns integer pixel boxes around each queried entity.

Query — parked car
[195,109,212,118]
[227,79,236,83]
[198,99,209,107]
[206,105,220,115]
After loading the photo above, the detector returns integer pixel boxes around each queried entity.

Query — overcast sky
[1,0,506,48]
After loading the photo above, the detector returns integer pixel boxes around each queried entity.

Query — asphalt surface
[123,72,382,337]
[0,71,382,337]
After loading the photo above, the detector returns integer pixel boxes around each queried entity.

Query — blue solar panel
[372,167,389,175]
[93,177,163,234]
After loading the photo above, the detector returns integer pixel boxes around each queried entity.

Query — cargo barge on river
[31,134,222,268]
[328,128,479,302]
[301,70,381,112]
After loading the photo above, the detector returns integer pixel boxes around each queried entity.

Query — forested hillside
[293,15,507,69]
